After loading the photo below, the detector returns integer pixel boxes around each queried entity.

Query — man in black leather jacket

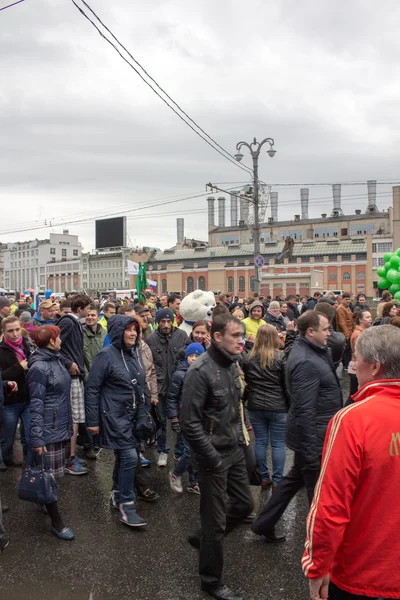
[181,314,253,600]
[252,310,342,541]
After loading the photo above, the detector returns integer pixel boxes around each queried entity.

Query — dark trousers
[342,338,352,369]
[197,446,254,590]
[329,581,393,600]
[252,452,320,535]
[134,456,150,495]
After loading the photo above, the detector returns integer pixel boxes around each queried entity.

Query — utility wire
[70,0,253,176]
[0,0,24,11]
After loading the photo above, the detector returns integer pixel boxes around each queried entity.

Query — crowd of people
[0,287,399,600]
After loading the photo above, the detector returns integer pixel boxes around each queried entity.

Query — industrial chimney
[270,192,278,222]
[367,180,378,213]
[217,196,226,227]
[331,184,343,217]
[300,188,309,220]
[176,218,184,244]
[207,196,215,229]
[240,196,249,223]
[230,192,238,226]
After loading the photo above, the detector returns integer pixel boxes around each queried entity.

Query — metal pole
[252,153,260,295]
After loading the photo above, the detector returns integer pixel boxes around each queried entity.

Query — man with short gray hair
[303,325,400,600]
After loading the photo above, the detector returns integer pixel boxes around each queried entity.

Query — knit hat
[155,308,174,324]
[20,311,33,323]
[185,342,205,358]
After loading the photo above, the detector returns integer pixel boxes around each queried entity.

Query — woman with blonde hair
[240,324,289,489]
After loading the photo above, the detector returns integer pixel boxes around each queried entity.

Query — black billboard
[95,216,126,249]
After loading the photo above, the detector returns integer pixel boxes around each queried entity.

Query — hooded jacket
[285,335,342,464]
[241,301,265,338]
[302,380,400,598]
[146,326,188,398]
[0,338,31,405]
[57,313,85,378]
[166,362,189,419]
[32,314,56,327]
[85,315,148,450]
[26,348,73,447]
[83,323,106,376]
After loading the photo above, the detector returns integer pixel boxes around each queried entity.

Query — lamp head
[234,152,244,162]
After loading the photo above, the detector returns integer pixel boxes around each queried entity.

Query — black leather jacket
[180,343,243,470]
[240,350,288,412]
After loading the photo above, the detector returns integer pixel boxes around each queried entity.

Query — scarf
[3,337,26,363]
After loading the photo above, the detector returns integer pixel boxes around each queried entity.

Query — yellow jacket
[241,317,264,339]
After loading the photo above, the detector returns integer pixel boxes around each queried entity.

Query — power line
[70,0,253,176]
[0,0,24,11]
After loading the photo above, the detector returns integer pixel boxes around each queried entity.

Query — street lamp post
[235,137,276,295]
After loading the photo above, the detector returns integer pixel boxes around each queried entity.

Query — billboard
[95,216,126,249]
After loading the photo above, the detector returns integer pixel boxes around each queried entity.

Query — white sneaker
[169,471,183,494]
[157,452,168,467]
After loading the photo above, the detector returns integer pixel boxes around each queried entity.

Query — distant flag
[146,279,157,290]
[127,260,139,275]
[136,262,148,302]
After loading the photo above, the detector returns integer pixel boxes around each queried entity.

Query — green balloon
[395,291,400,300]
[376,266,387,278]
[389,284,400,295]
[386,269,399,283]
[390,255,400,269]
[384,252,393,263]
[396,248,400,257]
[377,278,390,289]
[384,261,392,272]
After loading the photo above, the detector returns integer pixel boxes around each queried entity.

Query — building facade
[3,231,82,293]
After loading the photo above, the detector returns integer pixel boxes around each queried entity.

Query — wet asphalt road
[0,373,350,600]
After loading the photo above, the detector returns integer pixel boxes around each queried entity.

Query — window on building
[73,249,78,257]
[356,272,365,280]
[61,249,67,257]
[378,258,385,266]
[377,242,392,253]
[186,276,194,293]
[328,272,337,280]
[50,248,56,255]
[372,243,377,253]
[250,276,255,292]
[227,276,234,293]
[198,276,205,291]
[238,276,245,292]
[162,279,167,293]
[343,272,351,280]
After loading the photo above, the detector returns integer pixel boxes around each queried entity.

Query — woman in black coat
[241,324,288,488]
[85,314,148,528]
[26,326,74,541]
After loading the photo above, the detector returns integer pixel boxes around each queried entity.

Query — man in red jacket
[303,325,400,600]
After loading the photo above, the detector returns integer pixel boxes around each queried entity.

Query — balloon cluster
[376,249,400,299]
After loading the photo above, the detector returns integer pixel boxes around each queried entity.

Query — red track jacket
[302,379,400,598]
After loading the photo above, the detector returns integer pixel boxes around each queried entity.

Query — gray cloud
[0,0,399,250]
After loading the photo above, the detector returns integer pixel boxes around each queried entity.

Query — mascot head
[179,290,216,326]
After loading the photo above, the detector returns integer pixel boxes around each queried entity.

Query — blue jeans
[1,403,31,465]
[174,431,185,459]
[157,397,170,455]
[174,437,196,483]
[112,447,138,505]
[248,410,287,484]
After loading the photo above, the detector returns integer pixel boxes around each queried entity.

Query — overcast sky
[1,0,399,251]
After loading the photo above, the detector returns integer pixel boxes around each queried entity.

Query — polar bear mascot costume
[179,289,216,336]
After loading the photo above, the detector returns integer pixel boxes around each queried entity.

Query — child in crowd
[166,343,205,495]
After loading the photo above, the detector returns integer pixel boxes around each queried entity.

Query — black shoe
[0,538,9,553]
[136,489,159,502]
[84,448,98,460]
[0,463,7,472]
[187,533,200,550]
[263,529,286,543]
[201,584,243,600]
[242,514,256,524]
[2,505,9,514]
[3,459,22,467]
